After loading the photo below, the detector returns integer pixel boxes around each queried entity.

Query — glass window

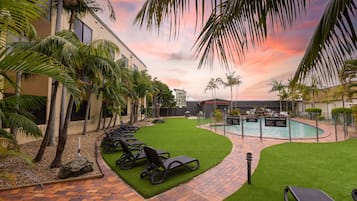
[82,23,92,44]
[73,19,83,41]
[122,55,128,68]
[133,64,138,71]
[73,19,92,43]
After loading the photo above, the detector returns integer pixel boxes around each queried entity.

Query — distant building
[174,89,187,108]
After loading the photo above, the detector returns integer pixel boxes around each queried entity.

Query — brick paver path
[0,118,349,201]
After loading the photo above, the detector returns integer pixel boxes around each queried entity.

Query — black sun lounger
[352,189,357,201]
[115,140,170,170]
[140,146,199,184]
[284,186,334,201]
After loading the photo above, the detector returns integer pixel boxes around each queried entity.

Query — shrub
[305,108,321,119]
[351,105,357,124]
[214,109,223,123]
[229,109,240,116]
[331,107,352,124]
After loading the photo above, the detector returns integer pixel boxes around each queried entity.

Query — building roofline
[90,11,147,69]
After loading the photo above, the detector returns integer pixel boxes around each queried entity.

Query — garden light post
[247,152,252,184]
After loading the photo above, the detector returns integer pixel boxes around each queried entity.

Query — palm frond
[0,0,46,36]
[135,0,308,68]
[294,0,357,85]
[194,0,308,68]
[4,113,42,137]
[0,49,81,98]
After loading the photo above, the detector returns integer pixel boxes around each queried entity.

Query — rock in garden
[58,156,93,179]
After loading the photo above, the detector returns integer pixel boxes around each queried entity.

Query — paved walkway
[0,118,350,201]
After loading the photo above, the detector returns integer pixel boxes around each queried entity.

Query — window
[71,100,90,121]
[73,19,92,43]
[121,55,128,68]
[133,64,138,71]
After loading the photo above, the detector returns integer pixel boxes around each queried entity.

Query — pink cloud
[161,78,186,87]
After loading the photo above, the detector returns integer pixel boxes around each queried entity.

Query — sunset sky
[102,0,327,101]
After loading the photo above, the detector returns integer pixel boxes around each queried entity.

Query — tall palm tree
[79,39,120,135]
[29,31,81,162]
[287,78,302,116]
[270,80,285,112]
[135,1,356,84]
[56,0,116,135]
[126,70,152,124]
[221,71,241,110]
[205,78,221,111]
[51,33,120,167]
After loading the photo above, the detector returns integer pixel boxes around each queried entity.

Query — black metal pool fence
[196,111,354,143]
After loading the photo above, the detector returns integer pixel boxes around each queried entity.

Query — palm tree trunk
[12,72,22,139]
[102,102,107,129]
[107,116,113,129]
[230,86,233,111]
[50,95,74,168]
[34,81,59,162]
[112,113,117,127]
[82,91,92,135]
[96,104,103,131]
[55,0,63,33]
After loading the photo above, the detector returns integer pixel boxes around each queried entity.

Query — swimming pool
[217,118,324,139]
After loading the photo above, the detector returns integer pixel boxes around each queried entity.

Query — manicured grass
[102,118,232,198]
[225,139,357,201]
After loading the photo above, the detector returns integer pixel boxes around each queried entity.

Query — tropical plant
[55,0,117,136]
[213,109,223,123]
[269,80,285,112]
[79,39,120,135]
[135,1,357,86]
[126,70,152,124]
[151,79,175,118]
[229,108,240,116]
[331,107,352,124]
[220,71,242,110]
[339,59,357,103]
[205,78,222,111]
[51,32,120,168]
[305,107,322,119]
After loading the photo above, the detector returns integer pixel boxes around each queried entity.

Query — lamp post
[247,152,252,184]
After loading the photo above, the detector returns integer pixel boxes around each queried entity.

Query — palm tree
[135,1,356,85]
[79,39,120,135]
[205,78,221,111]
[270,80,285,112]
[220,72,242,110]
[56,0,117,135]
[287,78,302,116]
[51,33,120,167]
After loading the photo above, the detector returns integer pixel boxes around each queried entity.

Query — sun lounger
[116,140,170,169]
[102,131,144,153]
[352,189,357,201]
[284,186,334,201]
[140,146,199,184]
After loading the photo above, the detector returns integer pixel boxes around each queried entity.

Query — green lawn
[226,139,357,201]
[102,117,232,198]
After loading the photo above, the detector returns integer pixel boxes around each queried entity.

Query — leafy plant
[305,108,322,119]
[214,109,223,123]
[331,107,352,124]
[229,108,240,116]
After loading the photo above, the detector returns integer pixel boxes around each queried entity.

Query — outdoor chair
[284,186,334,201]
[102,131,144,153]
[116,140,170,170]
[140,146,200,184]
[352,189,357,201]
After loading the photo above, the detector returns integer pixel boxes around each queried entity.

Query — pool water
[217,118,324,139]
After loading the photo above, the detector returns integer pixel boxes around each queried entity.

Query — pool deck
[0,118,352,201]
